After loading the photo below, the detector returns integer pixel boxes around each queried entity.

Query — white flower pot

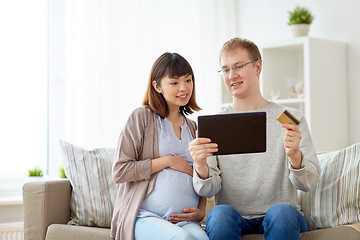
[290,24,310,37]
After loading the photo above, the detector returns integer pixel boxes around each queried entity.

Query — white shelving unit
[220,37,348,152]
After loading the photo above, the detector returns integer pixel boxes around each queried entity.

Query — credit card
[277,110,300,125]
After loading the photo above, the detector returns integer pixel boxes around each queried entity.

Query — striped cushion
[60,140,118,227]
[299,142,360,230]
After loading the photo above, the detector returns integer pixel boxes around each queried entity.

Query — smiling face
[152,74,193,113]
[220,47,262,100]
[143,52,201,117]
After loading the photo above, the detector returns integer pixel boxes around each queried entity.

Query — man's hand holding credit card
[277,109,302,169]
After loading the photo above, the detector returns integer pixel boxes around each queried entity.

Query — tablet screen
[198,112,266,155]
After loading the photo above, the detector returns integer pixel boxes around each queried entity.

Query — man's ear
[152,80,162,94]
[256,60,262,77]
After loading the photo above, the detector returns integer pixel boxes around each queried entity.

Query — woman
[110,52,209,240]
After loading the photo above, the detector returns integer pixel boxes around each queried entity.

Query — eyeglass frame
[218,59,259,76]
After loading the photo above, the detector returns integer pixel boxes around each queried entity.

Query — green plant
[59,166,67,178]
[28,167,43,177]
[288,6,314,25]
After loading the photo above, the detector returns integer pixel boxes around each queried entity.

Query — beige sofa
[23,179,360,240]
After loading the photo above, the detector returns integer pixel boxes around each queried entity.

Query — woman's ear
[152,80,162,94]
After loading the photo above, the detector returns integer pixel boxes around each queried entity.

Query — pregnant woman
[110,52,209,240]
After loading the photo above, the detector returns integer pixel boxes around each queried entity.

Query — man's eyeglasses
[218,59,258,77]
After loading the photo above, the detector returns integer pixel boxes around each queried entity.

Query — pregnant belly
[140,168,199,219]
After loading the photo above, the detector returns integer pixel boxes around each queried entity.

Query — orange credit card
[277,110,300,125]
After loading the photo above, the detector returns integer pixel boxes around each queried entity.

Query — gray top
[193,101,321,219]
[138,115,199,225]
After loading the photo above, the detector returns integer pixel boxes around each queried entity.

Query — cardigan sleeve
[112,107,153,184]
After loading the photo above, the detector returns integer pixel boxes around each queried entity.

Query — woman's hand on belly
[168,207,205,223]
[167,155,193,176]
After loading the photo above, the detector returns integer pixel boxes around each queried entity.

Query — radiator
[0,222,24,240]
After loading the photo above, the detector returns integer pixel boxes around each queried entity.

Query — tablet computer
[197,112,266,155]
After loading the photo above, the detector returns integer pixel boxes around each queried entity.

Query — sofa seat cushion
[45,224,112,240]
[240,222,360,240]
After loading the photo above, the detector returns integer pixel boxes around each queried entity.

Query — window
[0,1,48,178]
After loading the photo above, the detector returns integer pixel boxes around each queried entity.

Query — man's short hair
[219,37,262,64]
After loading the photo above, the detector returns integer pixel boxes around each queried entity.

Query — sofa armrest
[347,222,360,232]
[23,179,71,240]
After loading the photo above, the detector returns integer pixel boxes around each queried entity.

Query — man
[189,37,320,240]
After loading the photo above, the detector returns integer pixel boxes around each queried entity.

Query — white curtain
[49,0,239,175]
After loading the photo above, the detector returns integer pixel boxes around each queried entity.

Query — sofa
[23,142,360,240]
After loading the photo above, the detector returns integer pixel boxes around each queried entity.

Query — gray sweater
[193,101,321,219]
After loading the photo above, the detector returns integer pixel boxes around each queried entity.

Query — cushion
[60,140,118,227]
[299,142,360,230]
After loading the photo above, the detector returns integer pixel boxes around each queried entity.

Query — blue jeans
[206,203,308,240]
[134,217,209,240]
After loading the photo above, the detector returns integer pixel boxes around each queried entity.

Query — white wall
[237,0,360,146]
[0,205,23,223]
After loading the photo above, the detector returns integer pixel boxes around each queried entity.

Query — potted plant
[288,6,314,37]
[59,166,67,178]
[28,166,43,177]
